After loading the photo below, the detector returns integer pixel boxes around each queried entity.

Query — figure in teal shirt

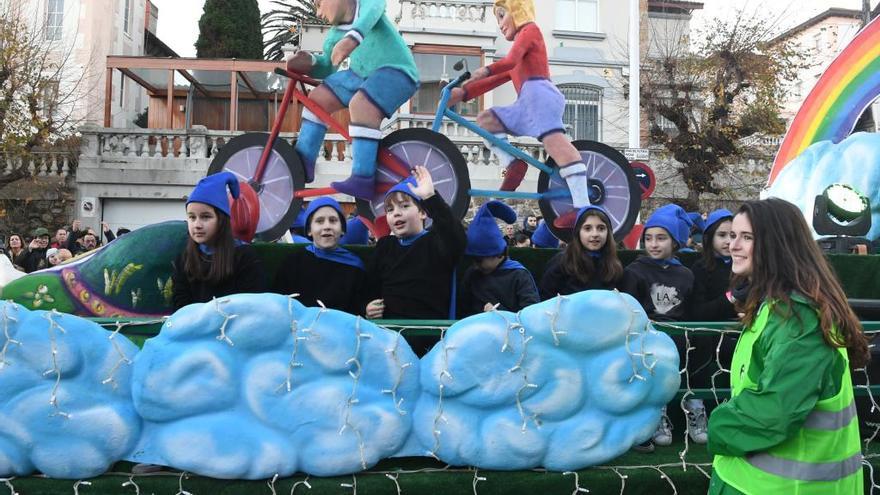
[286,0,419,200]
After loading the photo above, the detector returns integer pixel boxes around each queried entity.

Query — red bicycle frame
[252,68,411,199]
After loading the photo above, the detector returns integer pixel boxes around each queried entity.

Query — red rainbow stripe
[769,16,880,185]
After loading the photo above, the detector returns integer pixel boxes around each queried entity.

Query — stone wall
[0,153,78,243]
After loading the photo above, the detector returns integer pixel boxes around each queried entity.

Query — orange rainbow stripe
[769,16,880,185]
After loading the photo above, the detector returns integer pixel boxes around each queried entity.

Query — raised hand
[406,165,435,200]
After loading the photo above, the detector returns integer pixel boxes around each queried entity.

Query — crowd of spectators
[2,220,130,273]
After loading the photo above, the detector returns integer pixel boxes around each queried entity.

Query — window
[410,52,481,116]
[46,0,63,41]
[559,84,601,140]
[123,0,132,34]
[556,0,598,33]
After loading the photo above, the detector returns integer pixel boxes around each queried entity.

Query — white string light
[121,475,140,494]
[102,321,133,389]
[428,326,454,459]
[72,480,91,495]
[382,328,413,416]
[268,473,279,495]
[863,459,880,494]
[562,471,589,494]
[289,475,312,494]
[340,474,357,494]
[42,310,70,419]
[212,298,238,346]
[607,467,628,495]
[677,327,695,468]
[0,304,20,370]
[339,316,372,470]
[545,295,568,346]
[0,477,17,495]
[472,468,486,494]
[277,295,309,394]
[385,472,402,495]
[507,313,540,432]
[175,472,193,495]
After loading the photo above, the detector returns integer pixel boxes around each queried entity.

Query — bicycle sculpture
[208,65,641,243]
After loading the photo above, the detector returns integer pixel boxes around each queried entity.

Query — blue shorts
[492,79,566,140]
[323,67,419,118]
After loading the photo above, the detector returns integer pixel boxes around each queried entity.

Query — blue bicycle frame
[432,74,568,201]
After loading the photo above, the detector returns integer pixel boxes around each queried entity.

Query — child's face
[494,7,517,41]
[48,254,59,265]
[186,202,220,245]
[385,195,426,238]
[712,220,733,258]
[475,255,504,275]
[578,214,608,252]
[309,206,343,250]
[316,0,353,25]
[643,227,674,260]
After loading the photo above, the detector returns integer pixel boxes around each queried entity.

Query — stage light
[813,183,872,253]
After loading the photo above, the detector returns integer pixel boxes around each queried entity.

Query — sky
[151,0,874,58]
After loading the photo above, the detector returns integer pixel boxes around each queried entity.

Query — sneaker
[632,440,655,453]
[653,409,673,446]
[686,401,708,444]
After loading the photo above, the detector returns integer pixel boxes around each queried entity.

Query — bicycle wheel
[208,132,305,242]
[538,140,641,243]
[355,128,471,223]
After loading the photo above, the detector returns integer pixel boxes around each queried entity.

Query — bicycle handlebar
[273,67,321,87]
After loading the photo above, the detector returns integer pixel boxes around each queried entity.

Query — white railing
[0,151,76,178]
[397,0,493,23]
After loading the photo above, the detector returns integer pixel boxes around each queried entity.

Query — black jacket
[459,263,539,317]
[689,257,737,321]
[539,252,621,300]
[273,248,366,315]
[171,244,268,310]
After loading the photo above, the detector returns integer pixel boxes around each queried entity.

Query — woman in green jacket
[707,198,870,494]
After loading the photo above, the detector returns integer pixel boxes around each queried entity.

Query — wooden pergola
[105,56,289,131]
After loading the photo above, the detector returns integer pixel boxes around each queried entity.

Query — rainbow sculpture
[770,15,880,185]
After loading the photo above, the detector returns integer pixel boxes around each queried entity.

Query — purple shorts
[491,79,566,140]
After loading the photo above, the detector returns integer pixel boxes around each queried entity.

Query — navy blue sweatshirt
[619,255,693,321]
[538,252,621,300]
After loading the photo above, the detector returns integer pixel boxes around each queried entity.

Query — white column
[628,0,640,148]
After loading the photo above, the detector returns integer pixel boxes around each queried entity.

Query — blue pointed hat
[340,216,370,245]
[532,220,559,248]
[704,208,734,234]
[384,177,421,204]
[187,172,239,216]
[304,197,346,233]
[644,204,693,247]
[466,200,517,257]
[687,212,706,233]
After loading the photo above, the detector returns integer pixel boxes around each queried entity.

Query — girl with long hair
[708,198,869,494]
[171,172,267,310]
[6,233,26,270]
[539,205,623,299]
[690,209,737,321]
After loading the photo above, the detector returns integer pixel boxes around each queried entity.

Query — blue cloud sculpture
[0,301,141,478]
[766,132,880,240]
[412,290,679,470]
[129,293,421,479]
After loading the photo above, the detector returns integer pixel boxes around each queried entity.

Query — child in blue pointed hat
[364,166,466,353]
[691,208,737,321]
[340,216,370,245]
[172,172,267,310]
[459,200,539,316]
[273,196,366,314]
[539,205,624,299]
[531,220,559,248]
[620,202,699,451]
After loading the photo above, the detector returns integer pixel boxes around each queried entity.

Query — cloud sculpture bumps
[129,293,421,479]
[0,291,680,479]
[766,132,880,240]
[0,301,142,478]
[414,290,680,470]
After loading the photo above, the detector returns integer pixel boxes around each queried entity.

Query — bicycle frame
[253,68,412,199]
[432,75,567,201]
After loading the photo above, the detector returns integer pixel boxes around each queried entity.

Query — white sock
[560,162,590,208]
[485,133,515,167]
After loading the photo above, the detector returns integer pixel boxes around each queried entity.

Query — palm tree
[262,0,322,60]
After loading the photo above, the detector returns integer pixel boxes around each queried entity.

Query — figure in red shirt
[448,0,591,220]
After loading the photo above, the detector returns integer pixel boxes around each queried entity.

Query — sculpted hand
[286,51,314,74]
